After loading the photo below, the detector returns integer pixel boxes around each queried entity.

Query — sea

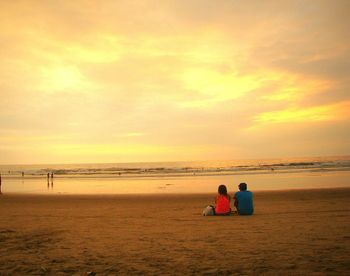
[1,156,350,194]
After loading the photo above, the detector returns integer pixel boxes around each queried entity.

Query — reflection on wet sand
[47,179,54,190]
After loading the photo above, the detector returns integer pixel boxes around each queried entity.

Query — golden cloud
[254,101,350,124]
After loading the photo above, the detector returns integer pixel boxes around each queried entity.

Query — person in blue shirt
[234,183,254,215]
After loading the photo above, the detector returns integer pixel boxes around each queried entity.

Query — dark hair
[239,183,247,191]
[218,184,228,195]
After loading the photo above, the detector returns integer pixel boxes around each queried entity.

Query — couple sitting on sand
[203,183,254,216]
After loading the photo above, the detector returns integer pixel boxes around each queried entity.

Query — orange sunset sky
[0,0,349,164]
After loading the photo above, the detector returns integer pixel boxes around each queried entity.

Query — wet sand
[0,188,349,275]
[3,170,350,194]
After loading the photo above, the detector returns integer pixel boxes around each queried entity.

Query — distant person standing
[50,172,53,188]
[47,173,50,180]
[22,172,24,178]
[234,183,254,215]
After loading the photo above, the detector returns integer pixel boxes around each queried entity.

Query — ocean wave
[1,157,350,178]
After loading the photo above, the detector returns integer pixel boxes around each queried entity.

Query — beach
[1,188,349,275]
[1,0,350,274]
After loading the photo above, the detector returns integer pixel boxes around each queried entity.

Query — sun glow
[38,65,89,92]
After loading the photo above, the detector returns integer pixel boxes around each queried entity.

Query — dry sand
[0,188,349,275]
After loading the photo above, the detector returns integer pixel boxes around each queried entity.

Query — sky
[0,0,349,164]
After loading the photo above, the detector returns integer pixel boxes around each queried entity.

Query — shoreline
[2,170,350,194]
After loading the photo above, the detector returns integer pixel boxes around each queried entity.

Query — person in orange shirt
[214,184,231,215]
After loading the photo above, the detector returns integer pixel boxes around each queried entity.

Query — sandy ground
[0,188,349,275]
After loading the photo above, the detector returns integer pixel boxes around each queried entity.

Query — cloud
[253,101,350,125]
[118,132,145,138]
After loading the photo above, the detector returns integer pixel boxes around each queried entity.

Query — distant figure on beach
[234,183,254,215]
[203,185,231,216]
[22,172,24,177]
[51,172,54,179]
[47,173,50,180]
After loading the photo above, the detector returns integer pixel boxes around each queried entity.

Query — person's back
[215,194,231,215]
[234,183,254,215]
[215,184,231,215]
